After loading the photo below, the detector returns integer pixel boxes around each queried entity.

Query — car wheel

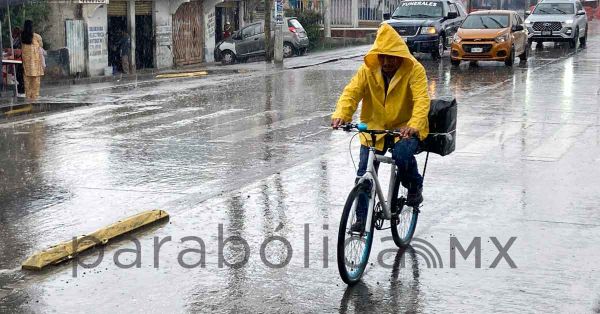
[518,42,528,61]
[221,50,236,65]
[505,46,515,67]
[451,58,461,66]
[527,38,533,48]
[569,28,578,49]
[431,35,445,60]
[283,42,295,58]
[580,27,587,48]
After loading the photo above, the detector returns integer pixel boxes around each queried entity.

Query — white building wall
[155,0,174,69]
[203,0,221,63]
[83,4,109,76]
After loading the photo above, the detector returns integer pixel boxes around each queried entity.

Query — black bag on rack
[419,97,457,156]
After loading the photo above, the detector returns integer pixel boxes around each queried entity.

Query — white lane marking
[457,122,531,155]
[86,107,204,135]
[164,110,280,139]
[207,111,331,143]
[139,108,246,135]
[525,123,589,161]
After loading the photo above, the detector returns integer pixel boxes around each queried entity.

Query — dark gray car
[214,18,310,65]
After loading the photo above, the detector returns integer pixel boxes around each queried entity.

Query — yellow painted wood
[5,104,33,116]
[155,71,208,79]
[22,209,169,270]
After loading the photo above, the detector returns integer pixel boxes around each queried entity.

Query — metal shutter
[108,1,127,16]
[108,1,153,16]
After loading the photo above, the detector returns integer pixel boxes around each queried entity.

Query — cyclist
[331,23,430,231]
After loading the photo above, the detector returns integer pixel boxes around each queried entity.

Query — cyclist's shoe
[405,188,423,207]
[351,219,366,233]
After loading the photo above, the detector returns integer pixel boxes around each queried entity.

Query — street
[1,22,600,313]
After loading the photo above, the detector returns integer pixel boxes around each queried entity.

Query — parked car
[214,18,309,65]
[383,0,467,59]
[524,0,588,48]
[451,10,528,66]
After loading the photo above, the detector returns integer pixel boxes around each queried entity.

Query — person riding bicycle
[331,23,430,231]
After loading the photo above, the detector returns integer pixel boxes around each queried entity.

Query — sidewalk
[0,45,372,118]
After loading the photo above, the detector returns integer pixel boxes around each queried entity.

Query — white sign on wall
[88,26,106,57]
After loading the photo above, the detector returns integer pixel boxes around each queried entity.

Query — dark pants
[355,137,423,221]
[16,64,24,94]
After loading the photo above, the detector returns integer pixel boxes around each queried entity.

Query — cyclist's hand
[398,126,419,139]
[331,118,346,129]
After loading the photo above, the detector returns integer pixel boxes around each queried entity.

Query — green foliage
[285,8,322,48]
[1,2,51,49]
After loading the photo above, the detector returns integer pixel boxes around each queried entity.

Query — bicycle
[336,122,430,285]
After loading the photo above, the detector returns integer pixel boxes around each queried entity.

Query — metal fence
[65,20,86,75]
[358,0,403,22]
[286,0,404,27]
[331,0,353,26]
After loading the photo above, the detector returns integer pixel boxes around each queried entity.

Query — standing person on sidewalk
[20,20,44,101]
[223,22,233,39]
[119,30,132,74]
[10,27,26,97]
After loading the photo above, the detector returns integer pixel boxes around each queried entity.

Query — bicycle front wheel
[337,182,375,285]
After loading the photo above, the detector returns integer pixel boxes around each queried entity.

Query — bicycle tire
[390,170,419,248]
[337,182,376,285]
[391,206,419,248]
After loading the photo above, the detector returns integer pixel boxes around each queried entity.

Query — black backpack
[418,97,457,156]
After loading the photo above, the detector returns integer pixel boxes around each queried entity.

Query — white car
[525,0,588,48]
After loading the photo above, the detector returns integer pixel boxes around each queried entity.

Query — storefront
[107,0,154,71]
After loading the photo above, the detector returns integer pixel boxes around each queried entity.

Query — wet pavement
[1,22,600,313]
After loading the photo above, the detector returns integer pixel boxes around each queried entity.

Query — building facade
[45,0,245,77]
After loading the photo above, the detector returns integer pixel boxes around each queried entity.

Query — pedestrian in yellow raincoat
[331,23,430,228]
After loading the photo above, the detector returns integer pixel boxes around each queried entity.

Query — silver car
[214,18,310,65]
[524,0,588,48]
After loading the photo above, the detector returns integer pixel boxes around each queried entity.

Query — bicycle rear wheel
[337,182,375,285]
[391,202,419,248]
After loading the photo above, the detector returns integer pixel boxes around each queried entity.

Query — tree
[1,2,51,49]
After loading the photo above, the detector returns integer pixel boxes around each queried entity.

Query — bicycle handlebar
[339,123,402,136]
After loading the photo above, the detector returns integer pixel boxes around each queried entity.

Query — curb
[22,210,170,271]
[0,102,91,119]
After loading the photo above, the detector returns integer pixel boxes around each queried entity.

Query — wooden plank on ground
[22,209,169,270]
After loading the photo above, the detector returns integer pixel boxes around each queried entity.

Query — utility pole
[127,0,136,73]
[324,0,332,38]
[265,0,274,61]
[274,0,284,64]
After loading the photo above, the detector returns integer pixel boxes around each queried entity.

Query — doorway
[135,15,153,69]
[108,16,127,73]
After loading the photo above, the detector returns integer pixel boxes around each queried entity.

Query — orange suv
[451,10,528,66]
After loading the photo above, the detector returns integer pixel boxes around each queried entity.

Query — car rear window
[288,19,304,29]
[533,3,575,14]
[461,14,509,29]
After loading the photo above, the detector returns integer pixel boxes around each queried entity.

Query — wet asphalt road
[1,23,600,313]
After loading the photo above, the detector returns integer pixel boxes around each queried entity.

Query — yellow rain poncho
[332,23,430,150]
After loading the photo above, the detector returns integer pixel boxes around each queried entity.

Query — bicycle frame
[352,146,397,234]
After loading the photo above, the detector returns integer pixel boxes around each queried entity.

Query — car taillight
[288,26,297,33]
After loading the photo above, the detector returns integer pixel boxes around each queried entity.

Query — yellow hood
[364,23,417,70]
[333,22,431,149]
